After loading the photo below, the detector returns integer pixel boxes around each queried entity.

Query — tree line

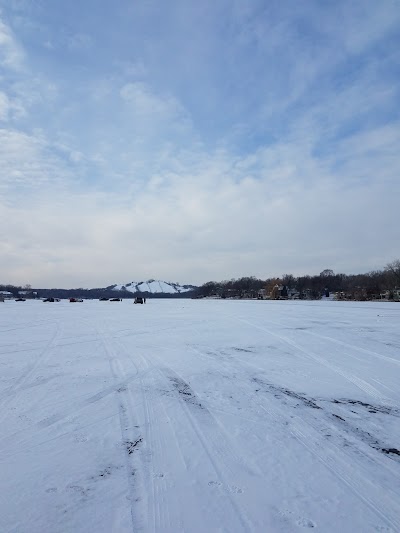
[196,259,400,300]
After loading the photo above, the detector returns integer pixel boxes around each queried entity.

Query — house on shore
[0,291,13,300]
[380,289,400,301]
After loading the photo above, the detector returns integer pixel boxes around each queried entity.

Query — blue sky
[0,0,399,287]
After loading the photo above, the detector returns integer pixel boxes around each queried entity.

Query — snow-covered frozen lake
[1,299,399,533]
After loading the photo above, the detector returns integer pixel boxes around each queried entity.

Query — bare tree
[282,274,295,287]
[384,259,400,286]
[320,269,334,277]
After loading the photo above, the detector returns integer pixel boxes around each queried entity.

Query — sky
[0,0,399,288]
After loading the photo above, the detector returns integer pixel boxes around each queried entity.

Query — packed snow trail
[0,299,400,532]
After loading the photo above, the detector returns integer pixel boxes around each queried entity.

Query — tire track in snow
[241,310,400,370]
[195,340,399,473]
[123,340,256,531]
[96,324,147,533]
[247,312,400,369]
[289,422,400,532]
[0,320,62,424]
[144,343,259,478]
[0,367,153,455]
[139,371,174,532]
[190,342,400,531]
[0,319,57,333]
[300,328,400,368]
[253,379,400,531]
[161,370,252,531]
[193,341,400,475]
[0,411,119,461]
[111,336,178,532]
[140,355,254,532]
[233,316,396,407]
[114,335,242,531]
[162,364,257,478]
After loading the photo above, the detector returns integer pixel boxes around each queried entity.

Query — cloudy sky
[0,0,399,288]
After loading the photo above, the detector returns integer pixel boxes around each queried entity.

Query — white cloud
[0,128,74,193]
[0,90,9,120]
[120,82,187,121]
[0,90,26,121]
[0,118,398,287]
[0,16,23,69]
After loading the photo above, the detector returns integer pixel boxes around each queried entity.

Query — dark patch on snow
[342,424,380,449]
[232,347,254,353]
[329,413,400,462]
[169,377,204,409]
[99,467,112,478]
[67,484,90,497]
[124,438,143,455]
[381,448,400,456]
[253,377,321,409]
[331,399,398,416]
[332,414,345,421]
[90,465,122,481]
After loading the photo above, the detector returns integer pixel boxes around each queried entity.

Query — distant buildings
[258,285,300,300]
[0,291,13,299]
[0,290,38,300]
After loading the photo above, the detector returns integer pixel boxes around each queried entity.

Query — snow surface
[1,299,400,533]
[112,280,194,294]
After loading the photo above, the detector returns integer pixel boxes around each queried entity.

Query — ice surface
[1,299,399,532]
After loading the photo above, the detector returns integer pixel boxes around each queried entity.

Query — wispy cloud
[0,16,23,69]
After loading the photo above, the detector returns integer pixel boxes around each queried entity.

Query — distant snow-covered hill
[109,279,197,294]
